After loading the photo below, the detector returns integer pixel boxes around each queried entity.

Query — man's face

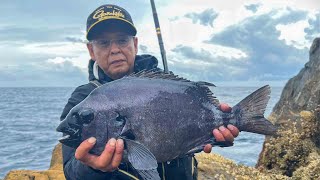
[87,31,138,80]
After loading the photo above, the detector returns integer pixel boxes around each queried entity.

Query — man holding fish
[59,4,239,180]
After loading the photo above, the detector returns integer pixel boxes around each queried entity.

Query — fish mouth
[59,134,71,141]
[57,122,82,148]
[58,127,80,140]
[59,134,82,148]
[56,109,95,148]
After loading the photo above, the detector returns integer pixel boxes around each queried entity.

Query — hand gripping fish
[57,71,278,179]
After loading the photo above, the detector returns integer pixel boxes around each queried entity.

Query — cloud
[276,20,310,49]
[0,39,88,63]
[140,6,312,83]
[0,61,87,87]
[272,7,308,25]
[168,44,248,82]
[139,45,149,54]
[171,44,247,60]
[0,25,82,42]
[184,9,218,27]
[0,38,91,87]
[20,42,86,56]
[245,4,261,13]
[0,0,318,87]
[305,11,320,41]
[202,8,309,81]
[172,45,212,60]
[65,37,87,43]
[0,0,150,24]
[167,54,249,82]
[0,0,152,44]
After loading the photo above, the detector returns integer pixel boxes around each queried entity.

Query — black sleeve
[59,83,113,180]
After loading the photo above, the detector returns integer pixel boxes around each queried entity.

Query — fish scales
[83,76,221,161]
[57,71,278,179]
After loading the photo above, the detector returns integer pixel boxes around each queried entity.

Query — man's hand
[75,137,124,172]
[203,103,240,153]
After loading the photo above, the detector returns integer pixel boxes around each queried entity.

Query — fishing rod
[150,0,169,73]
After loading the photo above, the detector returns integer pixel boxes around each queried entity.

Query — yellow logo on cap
[93,7,125,21]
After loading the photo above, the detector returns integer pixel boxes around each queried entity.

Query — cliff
[271,38,320,119]
[256,38,320,178]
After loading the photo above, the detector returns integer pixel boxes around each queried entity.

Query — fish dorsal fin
[130,70,215,86]
[196,81,218,105]
[130,70,219,105]
[129,69,191,82]
[198,84,219,106]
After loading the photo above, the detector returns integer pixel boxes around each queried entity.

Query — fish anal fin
[186,138,234,155]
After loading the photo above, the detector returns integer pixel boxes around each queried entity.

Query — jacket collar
[88,54,159,83]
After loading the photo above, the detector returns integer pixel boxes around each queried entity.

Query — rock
[257,111,320,177]
[257,37,320,178]
[4,144,65,180]
[4,170,65,180]
[49,143,63,171]
[292,152,320,179]
[270,38,320,123]
[196,153,288,180]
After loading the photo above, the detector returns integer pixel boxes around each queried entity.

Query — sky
[0,0,319,87]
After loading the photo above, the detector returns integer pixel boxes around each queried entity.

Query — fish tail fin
[232,85,278,135]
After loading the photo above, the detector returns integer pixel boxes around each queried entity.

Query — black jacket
[60,54,197,180]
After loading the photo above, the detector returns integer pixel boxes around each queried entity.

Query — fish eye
[78,109,94,124]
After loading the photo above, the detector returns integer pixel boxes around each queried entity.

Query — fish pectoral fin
[124,138,158,170]
[123,138,160,179]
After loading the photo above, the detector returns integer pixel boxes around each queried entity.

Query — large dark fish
[56,71,277,180]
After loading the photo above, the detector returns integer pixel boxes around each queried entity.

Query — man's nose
[110,41,121,54]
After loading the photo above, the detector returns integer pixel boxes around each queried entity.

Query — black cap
[86,4,137,40]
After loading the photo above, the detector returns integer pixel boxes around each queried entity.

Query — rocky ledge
[4,143,65,180]
[2,142,288,180]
